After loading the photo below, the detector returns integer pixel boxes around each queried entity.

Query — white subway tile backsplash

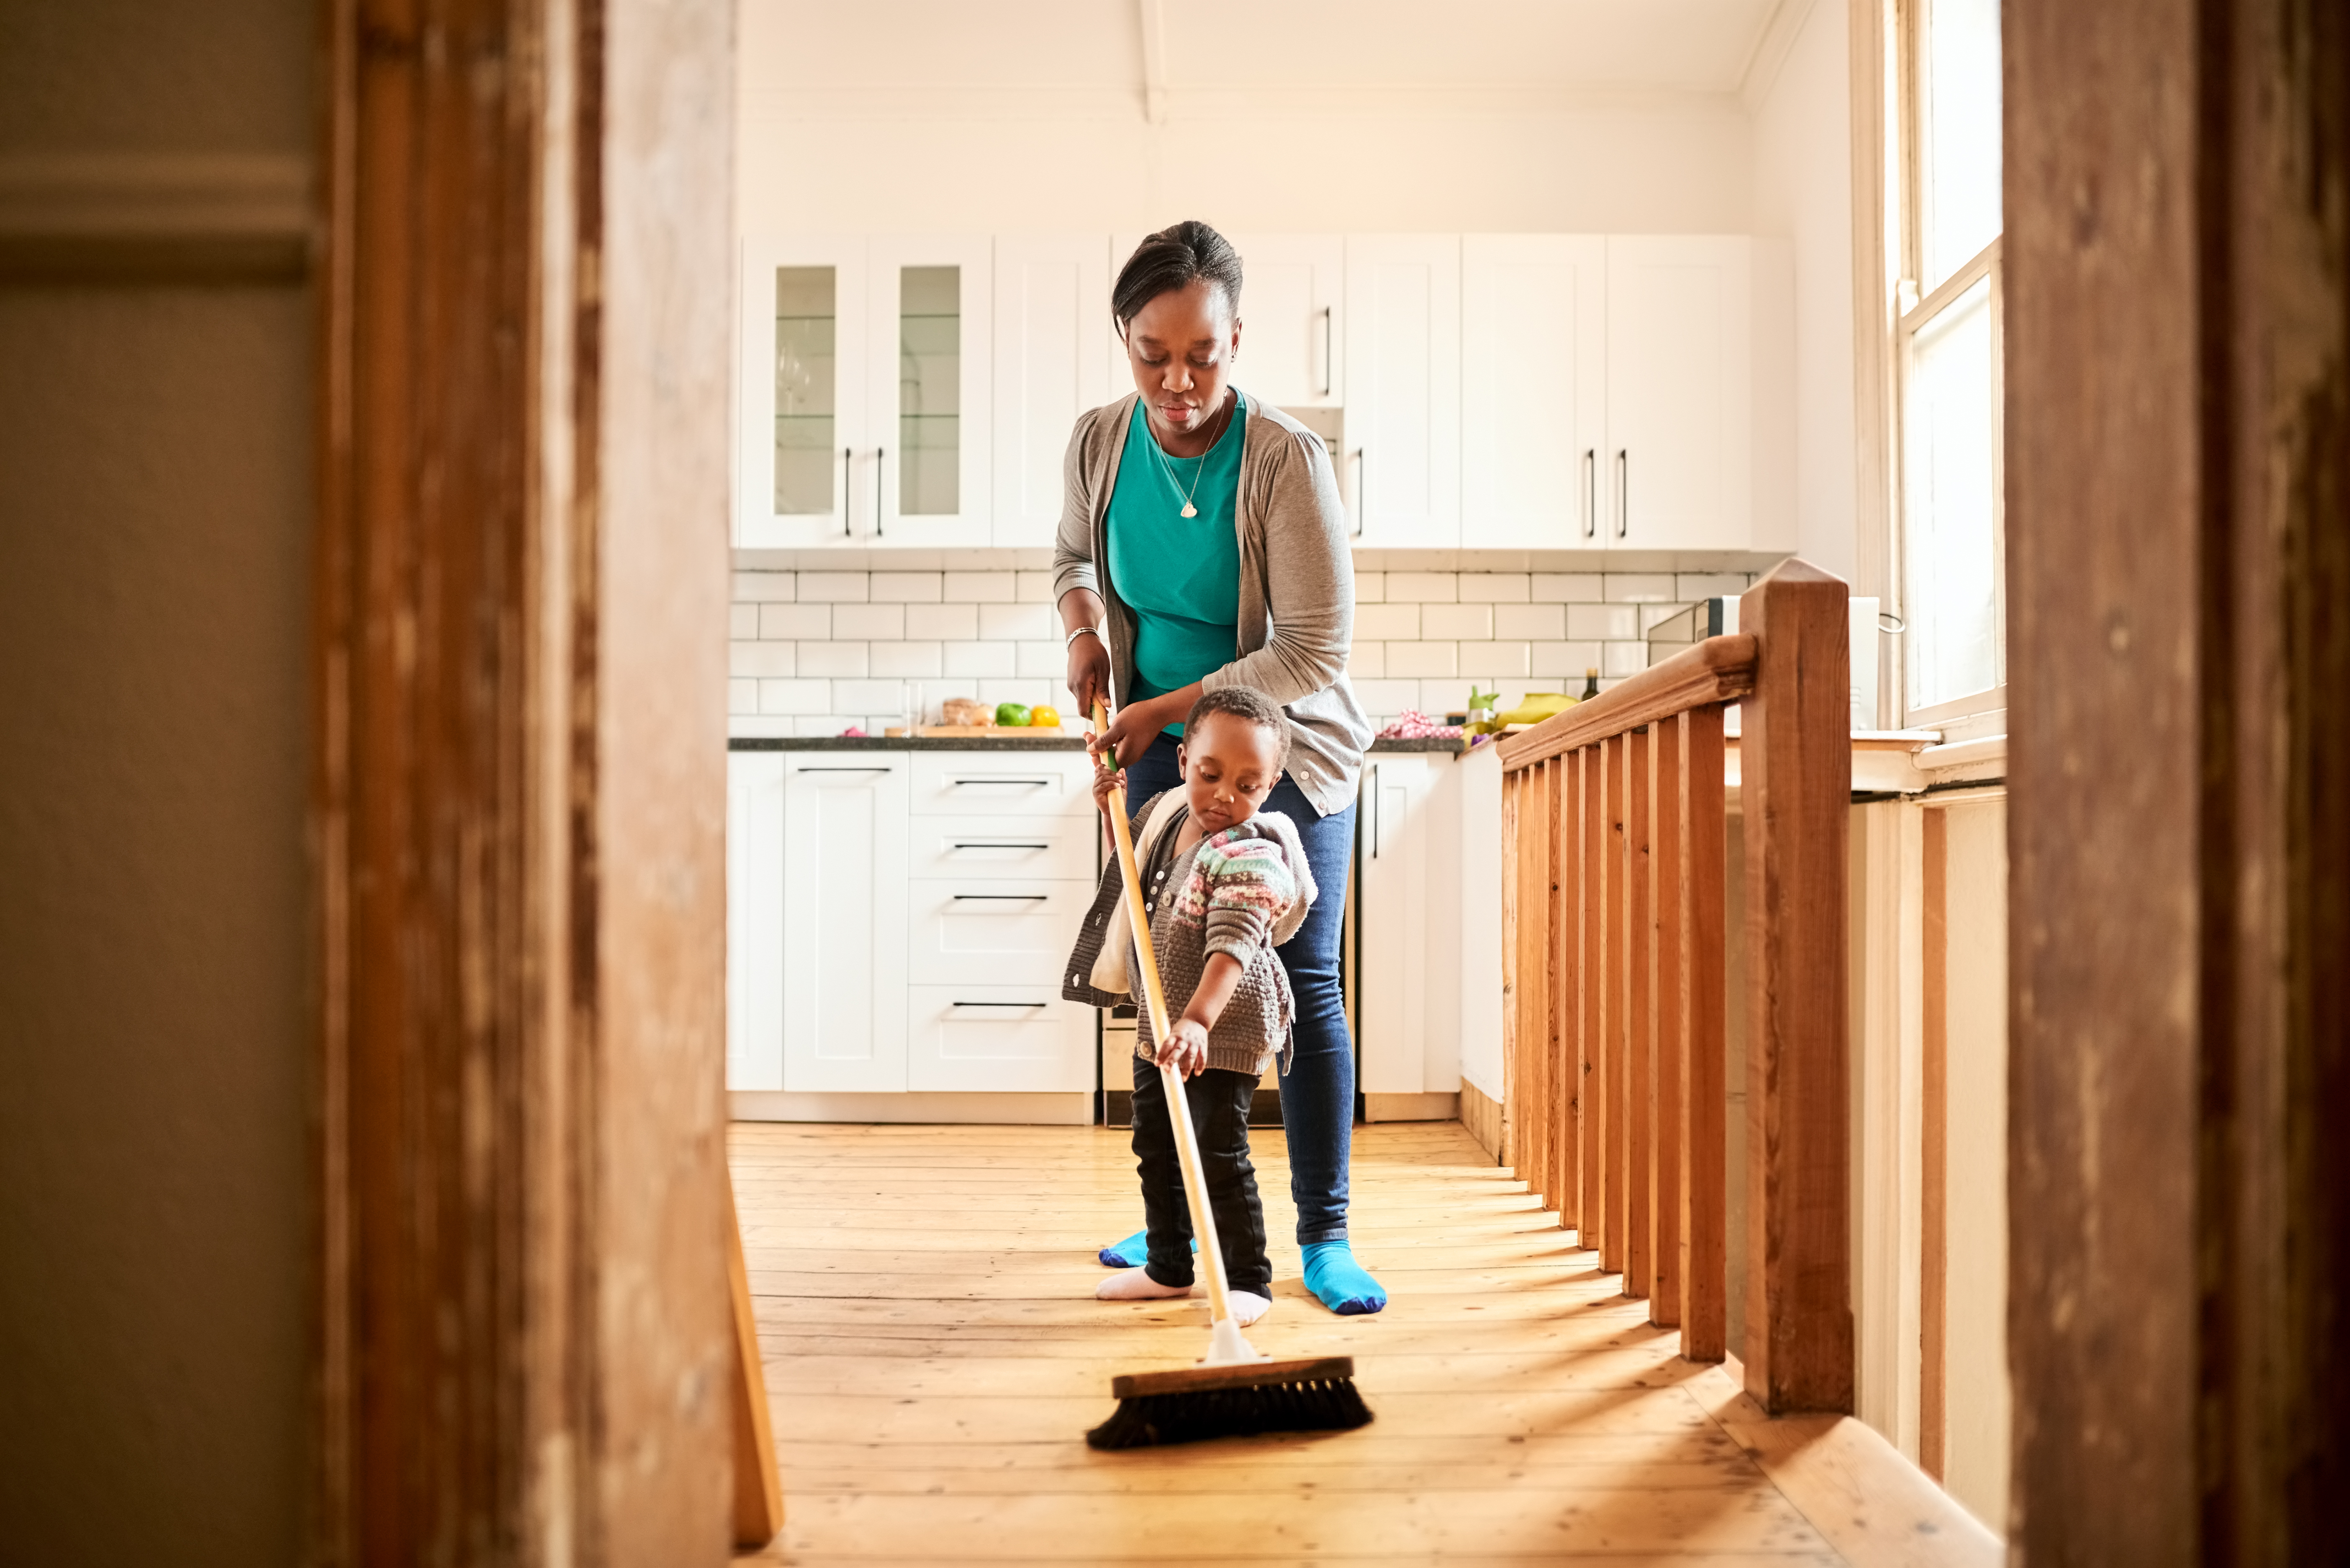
[976,677,1055,709]
[1677,572,1751,598]
[980,602,1054,641]
[1457,572,1531,603]
[733,571,794,602]
[1640,602,1691,632]
[1457,641,1532,678]
[1015,570,1056,603]
[1384,571,1458,603]
[728,679,757,713]
[929,603,981,641]
[729,603,759,639]
[1353,603,1420,640]
[1604,573,1677,603]
[758,678,830,715]
[1014,640,1065,678]
[1348,642,1384,678]
[1496,603,1566,640]
[1350,678,1423,716]
[1354,571,1385,604]
[870,641,944,677]
[1567,603,1639,641]
[834,678,911,713]
[1531,641,1604,678]
[759,603,830,640]
[795,714,855,738]
[1420,603,1494,640]
[832,603,905,639]
[796,571,869,602]
[943,641,1016,677]
[730,642,795,678]
[1603,641,1649,678]
[943,570,1016,602]
[868,571,943,603]
[1386,642,1459,678]
[1531,572,1604,603]
[797,642,869,677]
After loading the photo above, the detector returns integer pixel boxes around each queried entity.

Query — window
[1890,0,2004,726]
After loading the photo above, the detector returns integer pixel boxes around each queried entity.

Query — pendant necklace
[1153,396,1231,520]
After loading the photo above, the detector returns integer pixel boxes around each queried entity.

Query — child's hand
[1090,760,1127,817]
[1156,1018,1210,1078]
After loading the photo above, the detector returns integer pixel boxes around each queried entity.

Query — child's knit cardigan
[1061,789,1318,1077]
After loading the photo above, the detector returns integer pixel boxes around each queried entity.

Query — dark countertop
[727,732,1479,756]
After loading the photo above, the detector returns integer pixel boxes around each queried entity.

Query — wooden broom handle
[1093,702,1235,1328]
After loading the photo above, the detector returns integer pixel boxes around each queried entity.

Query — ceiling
[744,0,1799,103]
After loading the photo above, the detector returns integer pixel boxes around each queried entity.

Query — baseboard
[1104,1088,1284,1129]
[728,1090,1092,1125]
[1364,1091,1460,1124]
[1459,1079,1504,1163]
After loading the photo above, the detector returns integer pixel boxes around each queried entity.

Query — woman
[1054,221,1385,1316]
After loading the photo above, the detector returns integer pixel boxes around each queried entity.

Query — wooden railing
[1496,559,1853,1416]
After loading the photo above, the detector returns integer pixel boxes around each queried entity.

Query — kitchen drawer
[906,984,1093,1093]
[907,878,1093,987]
[906,814,1098,882]
[910,752,1096,817]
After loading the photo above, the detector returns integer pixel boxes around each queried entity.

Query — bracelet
[1065,625,1103,651]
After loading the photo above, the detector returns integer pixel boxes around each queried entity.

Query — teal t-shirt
[1106,393,1246,735]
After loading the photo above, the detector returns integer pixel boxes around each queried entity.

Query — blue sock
[1302,1241,1388,1315]
[1097,1228,1196,1268]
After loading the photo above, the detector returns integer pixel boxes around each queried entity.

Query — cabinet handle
[841,446,853,536]
[950,841,1050,850]
[1350,449,1365,537]
[950,893,1049,902]
[873,446,886,536]
[795,765,892,773]
[1320,306,1334,397]
[950,777,1052,787]
[1582,449,1597,539]
[949,1000,1048,1009]
[1370,764,1380,859]
[1616,449,1629,539]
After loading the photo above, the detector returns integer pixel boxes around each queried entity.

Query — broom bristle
[1085,1373,1373,1450]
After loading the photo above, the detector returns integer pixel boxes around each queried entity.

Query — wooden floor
[730,1119,1995,1567]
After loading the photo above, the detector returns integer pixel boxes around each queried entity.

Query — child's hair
[1185,685,1290,768]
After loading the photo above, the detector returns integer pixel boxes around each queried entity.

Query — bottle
[1582,666,1600,701]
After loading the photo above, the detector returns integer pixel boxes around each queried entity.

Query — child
[1063,685,1317,1327]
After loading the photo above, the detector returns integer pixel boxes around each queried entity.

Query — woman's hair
[1112,221,1244,329]
[1185,685,1289,766]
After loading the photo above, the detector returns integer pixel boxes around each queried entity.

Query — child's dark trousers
[1128,1053,1271,1294]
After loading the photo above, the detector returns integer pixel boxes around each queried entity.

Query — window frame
[1885,0,2008,738]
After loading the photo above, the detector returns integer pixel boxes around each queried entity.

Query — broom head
[1084,1355,1373,1450]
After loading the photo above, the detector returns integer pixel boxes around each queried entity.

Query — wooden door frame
[2007,2,2350,1560]
[311,0,736,1560]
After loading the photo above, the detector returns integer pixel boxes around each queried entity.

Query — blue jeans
[1122,731,1356,1246]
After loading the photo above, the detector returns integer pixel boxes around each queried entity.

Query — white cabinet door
[868,235,992,546]
[907,879,1094,989]
[1603,236,1754,550]
[907,985,1094,1093]
[738,234,871,547]
[1226,233,1344,411]
[1344,235,1461,547]
[727,752,787,1091]
[991,234,1116,546]
[780,755,909,1091]
[1359,755,1438,1093]
[909,751,1095,817]
[1461,234,1609,549]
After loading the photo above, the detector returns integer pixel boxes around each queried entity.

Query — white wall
[738,4,1754,236]
[1749,0,1860,584]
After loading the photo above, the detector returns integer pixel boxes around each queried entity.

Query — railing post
[1739,558,1854,1414]
[1500,771,1520,1170]
[1680,706,1727,1363]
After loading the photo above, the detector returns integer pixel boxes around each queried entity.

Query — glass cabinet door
[869,236,990,544]
[773,265,838,516]
[738,236,866,546]
[896,265,960,517]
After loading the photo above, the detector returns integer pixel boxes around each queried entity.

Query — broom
[1083,701,1373,1450]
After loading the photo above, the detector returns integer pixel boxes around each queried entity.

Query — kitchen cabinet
[737,234,992,548]
[1344,235,1462,547]
[1225,233,1345,412]
[1601,234,1757,551]
[1461,234,1609,549]
[780,754,910,1092]
[1359,754,1439,1096]
[728,752,787,1091]
[991,234,1119,546]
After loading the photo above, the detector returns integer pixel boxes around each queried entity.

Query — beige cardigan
[1050,392,1373,816]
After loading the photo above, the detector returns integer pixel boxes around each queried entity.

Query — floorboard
[728,1120,1975,1565]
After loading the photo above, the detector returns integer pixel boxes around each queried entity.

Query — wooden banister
[1492,559,1849,1411]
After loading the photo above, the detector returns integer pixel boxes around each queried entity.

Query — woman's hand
[1096,692,1178,768]
[1065,629,1111,724]
[1156,1017,1211,1079]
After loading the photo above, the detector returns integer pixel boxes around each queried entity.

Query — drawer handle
[951,842,1050,850]
[795,765,892,773]
[950,777,1053,786]
[949,1000,1048,1009]
[951,893,1049,902]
